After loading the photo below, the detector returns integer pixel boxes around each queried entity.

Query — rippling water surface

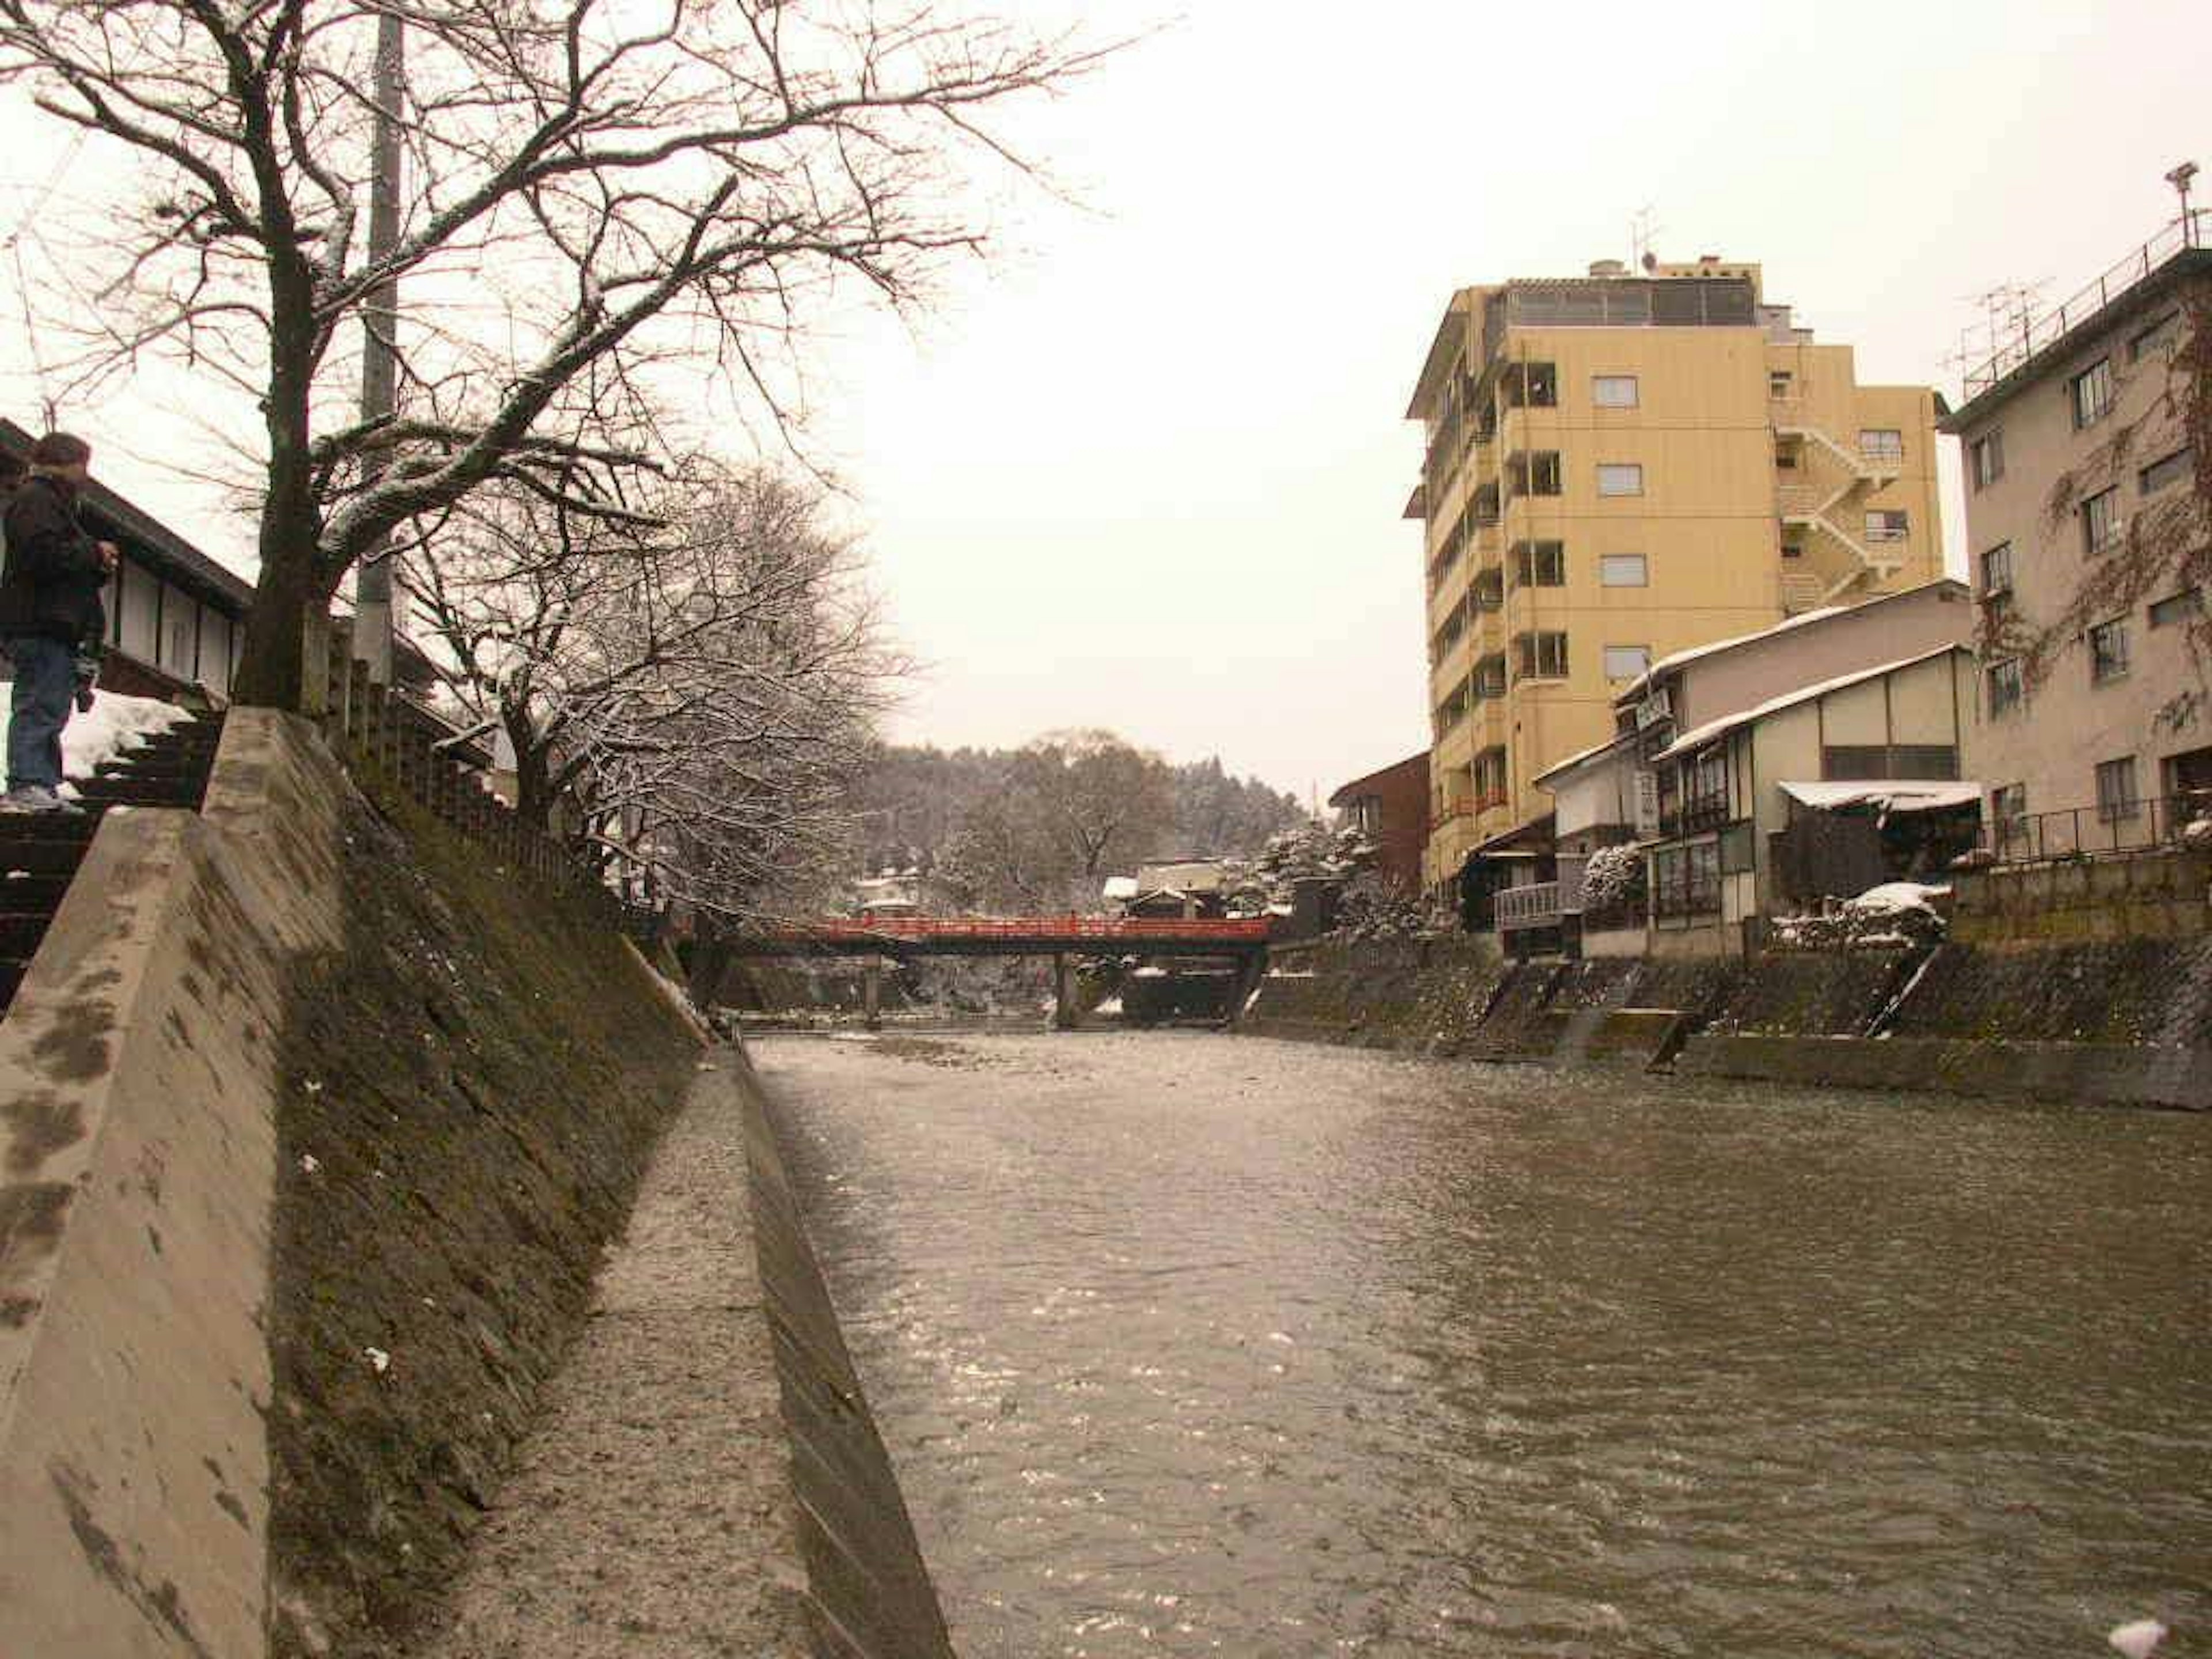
[755,1032,2210,1658]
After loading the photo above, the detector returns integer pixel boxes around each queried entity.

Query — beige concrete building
[1528,582,1977,956]
[1940,213,2211,853]
[1406,256,1945,901]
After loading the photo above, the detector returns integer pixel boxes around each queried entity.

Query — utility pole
[354,5,405,685]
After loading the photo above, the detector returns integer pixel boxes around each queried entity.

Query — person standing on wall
[0,434,119,813]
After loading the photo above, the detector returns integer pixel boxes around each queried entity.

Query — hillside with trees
[851,732,1305,911]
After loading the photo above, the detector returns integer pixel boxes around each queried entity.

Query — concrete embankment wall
[0,711,711,1659]
[740,1058,957,1659]
[0,712,342,1659]
[1243,934,2212,1109]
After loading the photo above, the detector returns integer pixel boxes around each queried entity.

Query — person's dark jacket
[0,474,109,645]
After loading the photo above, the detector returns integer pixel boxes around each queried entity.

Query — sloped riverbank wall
[1243,935,2212,1109]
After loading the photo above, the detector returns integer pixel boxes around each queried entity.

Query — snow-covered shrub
[1771,881,1949,952]
[1581,844,1645,909]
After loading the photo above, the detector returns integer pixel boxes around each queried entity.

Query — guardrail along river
[757,1032,2209,1658]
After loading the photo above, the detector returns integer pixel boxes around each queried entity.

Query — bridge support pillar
[1051,953,1077,1031]
[1227,950,1267,1027]
[862,960,882,1032]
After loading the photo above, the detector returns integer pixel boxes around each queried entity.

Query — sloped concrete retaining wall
[739,1057,957,1659]
[1243,935,2212,1108]
[0,709,344,1658]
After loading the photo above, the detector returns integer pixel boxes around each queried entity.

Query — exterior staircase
[0,711,224,1018]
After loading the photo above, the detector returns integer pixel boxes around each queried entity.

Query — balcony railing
[1660,796,1730,837]
[1961,210,2207,401]
[1980,791,2210,866]
[1495,881,1560,931]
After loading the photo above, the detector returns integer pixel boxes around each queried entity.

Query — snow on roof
[1614,580,1968,703]
[1780,781,1983,814]
[1102,875,1139,901]
[1850,881,1952,912]
[1650,646,1963,762]
[1532,730,1636,787]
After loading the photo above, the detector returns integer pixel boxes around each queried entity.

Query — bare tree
[0,0,1113,707]
[407,461,897,918]
[937,728,1174,910]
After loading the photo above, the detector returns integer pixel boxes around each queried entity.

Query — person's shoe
[0,786,81,815]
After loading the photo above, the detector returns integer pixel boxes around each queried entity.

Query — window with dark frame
[1508,451,1563,498]
[2082,486,2122,554]
[2089,619,2130,684]
[1991,782,2027,851]
[1981,541,2014,601]
[1515,630,1569,680]
[1987,658,2024,718]
[2070,358,2115,429]
[1511,540,1566,587]
[1969,430,2005,490]
[2139,447,2193,497]
[2094,756,2139,823]
[2128,311,2180,362]
[2149,589,2203,628]
[1864,509,1909,543]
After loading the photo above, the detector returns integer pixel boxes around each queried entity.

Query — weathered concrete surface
[0,710,346,1658]
[743,1052,957,1659]
[1243,935,2212,1107]
[1673,1032,2212,1109]
[419,1059,812,1658]
[1953,847,2212,944]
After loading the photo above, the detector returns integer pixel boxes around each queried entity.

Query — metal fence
[1982,791,2210,866]
[1961,210,2207,401]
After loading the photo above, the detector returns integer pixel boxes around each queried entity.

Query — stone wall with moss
[267,781,700,1658]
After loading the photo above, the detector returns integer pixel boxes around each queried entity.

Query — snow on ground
[0,687,191,796]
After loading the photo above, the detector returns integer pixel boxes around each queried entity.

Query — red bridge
[725,914,1271,959]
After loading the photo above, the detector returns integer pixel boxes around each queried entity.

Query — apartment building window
[1592,374,1639,408]
[1473,653,1508,698]
[2095,756,2140,823]
[1515,630,1569,680]
[2070,357,2115,429]
[2139,446,2193,497]
[1501,362,1558,408]
[2081,486,2123,554]
[1986,657,2024,718]
[1599,553,1648,587]
[1768,370,1793,399]
[1858,428,1904,463]
[1969,430,2005,490]
[2089,618,2131,684]
[1603,645,1651,681]
[1511,540,1565,586]
[1596,463,1643,497]
[1864,509,1909,543]
[1781,534,1805,560]
[1508,451,1562,498]
[2149,589,2203,628]
[1980,541,2014,603]
[1474,746,1509,808]
[1991,782,2028,853]
[2128,310,2180,362]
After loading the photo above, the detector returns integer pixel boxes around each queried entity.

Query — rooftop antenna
[1630,204,1660,270]
[2166,160,2199,244]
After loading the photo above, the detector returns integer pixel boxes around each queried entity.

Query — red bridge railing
[752,915,1270,944]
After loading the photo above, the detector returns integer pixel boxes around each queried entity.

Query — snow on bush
[1772,881,1949,952]
[2184,816,2212,851]
[1581,844,1645,910]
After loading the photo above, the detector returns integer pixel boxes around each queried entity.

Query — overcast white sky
[1,0,2206,802]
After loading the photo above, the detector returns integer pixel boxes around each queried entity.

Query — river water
[755,1032,2210,1658]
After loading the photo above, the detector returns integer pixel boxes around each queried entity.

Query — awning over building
[1779,781,1982,815]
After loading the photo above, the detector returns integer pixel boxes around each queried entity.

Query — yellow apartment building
[1404,256,1945,898]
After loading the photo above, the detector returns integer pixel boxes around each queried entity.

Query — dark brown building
[1328,750,1428,894]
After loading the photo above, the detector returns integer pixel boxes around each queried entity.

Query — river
[754,1031,2210,1658]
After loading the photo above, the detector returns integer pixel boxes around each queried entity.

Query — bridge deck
[724,915,1270,958]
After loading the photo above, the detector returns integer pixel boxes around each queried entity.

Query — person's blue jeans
[6,636,74,793]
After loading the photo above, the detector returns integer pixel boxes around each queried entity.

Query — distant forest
[850,730,1306,910]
